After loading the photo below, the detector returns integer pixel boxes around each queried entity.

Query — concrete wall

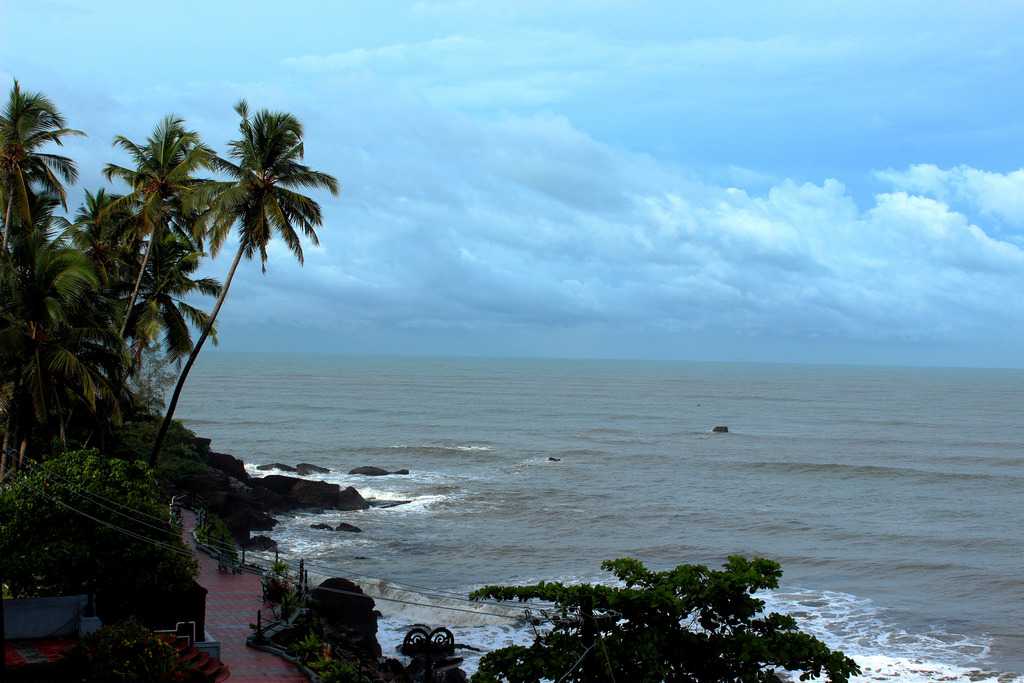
[5,595,91,638]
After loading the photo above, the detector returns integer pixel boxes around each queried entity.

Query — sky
[3,1,1024,366]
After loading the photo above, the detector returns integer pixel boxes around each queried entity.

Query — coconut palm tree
[0,197,124,465]
[67,188,134,287]
[150,101,339,465]
[125,231,221,364]
[102,116,214,336]
[0,80,84,250]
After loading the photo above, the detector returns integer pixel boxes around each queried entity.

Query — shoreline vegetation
[0,80,860,681]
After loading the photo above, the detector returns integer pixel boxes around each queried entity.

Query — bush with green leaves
[310,655,375,683]
[68,618,202,682]
[470,556,860,683]
[0,449,197,622]
[195,511,238,560]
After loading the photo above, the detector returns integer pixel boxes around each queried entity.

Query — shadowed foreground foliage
[0,449,196,622]
[470,556,860,683]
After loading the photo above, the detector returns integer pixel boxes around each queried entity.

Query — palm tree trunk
[151,244,245,466]
[120,234,156,338]
[1,194,12,252]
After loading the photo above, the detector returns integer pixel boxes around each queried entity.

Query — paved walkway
[182,510,306,683]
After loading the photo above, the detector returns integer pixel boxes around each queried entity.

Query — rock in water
[255,475,370,510]
[257,462,297,472]
[349,466,395,476]
[295,463,330,475]
[310,523,333,530]
[548,457,561,462]
[712,425,729,433]
[336,523,362,533]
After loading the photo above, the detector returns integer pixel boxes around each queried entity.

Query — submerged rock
[712,425,729,433]
[548,457,561,462]
[349,466,410,476]
[296,463,330,475]
[257,462,297,472]
[366,499,412,509]
[310,523,333,530]
[336,523,362,533]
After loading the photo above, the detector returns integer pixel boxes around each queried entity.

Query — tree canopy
[470,556,860,683]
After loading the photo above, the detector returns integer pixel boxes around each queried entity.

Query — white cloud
[876,164,1024,227]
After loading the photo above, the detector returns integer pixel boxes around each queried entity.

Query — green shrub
[291,631,324,663]
[310,656,373,683]
[471,556,860,683]
[0,450,197,622]
[195,512,238,561]
[69,618,200,682]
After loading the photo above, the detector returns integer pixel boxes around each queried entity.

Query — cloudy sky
[4,1,1024,366]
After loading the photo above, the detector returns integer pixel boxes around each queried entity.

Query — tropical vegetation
[0,78,338,475]
[470,556,861,683]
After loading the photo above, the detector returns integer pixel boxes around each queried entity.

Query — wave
[734,460,1018,484]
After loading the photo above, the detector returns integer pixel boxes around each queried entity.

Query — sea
[177,353,1024,681]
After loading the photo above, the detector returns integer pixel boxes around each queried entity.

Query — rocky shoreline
[174,437,390,548]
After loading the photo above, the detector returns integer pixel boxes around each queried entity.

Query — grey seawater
[178,354,1024,681]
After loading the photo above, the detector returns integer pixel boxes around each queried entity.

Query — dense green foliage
[0,449,197,621]
[68,618,202,682]
[470,556,860,683]
[0,78,337,472]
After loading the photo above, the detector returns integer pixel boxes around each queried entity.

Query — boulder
[192,436,212,454]
[311,523,333,530]
[244,535,277,551]
[310,578,381,658]
[712,425,729,433]
[349,466,409,476]
[254,475,370,511]
[336,523,362,533]
[257,462,297,472]
[296,463,330,475]
[208,451,249,481]
[548,457,561,462]
[338,486,371,511]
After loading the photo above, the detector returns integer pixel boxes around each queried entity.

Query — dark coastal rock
[176,468,278,541]
[310,523,333,530]
[336,523,362,533]
[548,457,561,462]
[295,463,330,475]
[208,450,249,481]
[338,486,371,511]
[349,466,409,476]
[712,425,729,433]
[255,475,370,511]
[192,436,212,454]
[257,462,297,473]
[310,578,381,658]
[244,535,277,551]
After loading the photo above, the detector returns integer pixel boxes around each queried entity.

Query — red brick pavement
[182,510,307,682]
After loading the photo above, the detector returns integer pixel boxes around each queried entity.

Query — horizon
[194,348,1024,372]
[3,1,1023,367]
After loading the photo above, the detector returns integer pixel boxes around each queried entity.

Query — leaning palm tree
[0,80,84,249]
[150,101,339,465]
[102,116,214,336]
